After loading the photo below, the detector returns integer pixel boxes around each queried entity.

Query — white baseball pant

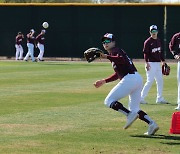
[141,62,164,102]
[24,43,35,61]
[37,43,44,60]
[177,61,180,106]
[104,72,143,113]
[15,44,23,60]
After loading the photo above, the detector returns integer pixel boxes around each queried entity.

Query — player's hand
[145,62,151,71]
[174,54,180,60]
[93,79,106,88]
[162,61,166,65]
[100,53,107,59]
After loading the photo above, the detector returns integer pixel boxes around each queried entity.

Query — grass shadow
[131,134,180,145]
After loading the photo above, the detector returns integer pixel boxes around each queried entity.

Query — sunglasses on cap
[151,30,158,33]
[102,39,111,44]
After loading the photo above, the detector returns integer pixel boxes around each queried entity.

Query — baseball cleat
[175,106,180,110]
[144,121,159,135]
[156,100,169,104]
[123,112,139,129]
[140,100,148,104]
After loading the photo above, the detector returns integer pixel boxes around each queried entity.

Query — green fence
[0,3,179,59]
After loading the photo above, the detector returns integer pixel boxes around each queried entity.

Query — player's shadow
[131,134,180,145]
[141,103,175,106]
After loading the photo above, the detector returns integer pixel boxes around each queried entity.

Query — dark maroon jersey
[27,33,35,44]
[143,37,165,62]
[105,47,137,83]
[169,32,180,56]
[15,35,23,45]
[36,33,45,45]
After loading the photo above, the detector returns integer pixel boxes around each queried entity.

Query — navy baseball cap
[101,33,115,42]
[150,25,158,33]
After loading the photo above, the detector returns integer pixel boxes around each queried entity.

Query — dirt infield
[0,56,177,63]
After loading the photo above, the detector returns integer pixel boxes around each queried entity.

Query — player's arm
[35,35,40,47]
[160,43,165,64]
[143,42,151,71]
[100,53,125,64]
[169,35,179,59]
[94,72,118,88]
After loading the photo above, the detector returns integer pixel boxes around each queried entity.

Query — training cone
[169,112,180,134]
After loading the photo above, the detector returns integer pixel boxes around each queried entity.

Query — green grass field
[0,60,180,154]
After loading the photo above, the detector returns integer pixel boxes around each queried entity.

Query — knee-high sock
[138,110,153,124]
[110,101,130,116]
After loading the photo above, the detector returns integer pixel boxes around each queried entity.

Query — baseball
[42,22,49,29]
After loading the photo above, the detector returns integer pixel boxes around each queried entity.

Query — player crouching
[92,33,159,135]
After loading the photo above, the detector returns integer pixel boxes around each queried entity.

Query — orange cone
[169,112,180,134]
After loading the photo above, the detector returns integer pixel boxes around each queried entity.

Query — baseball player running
[140,25,169,104]
[15,32,24,60]
[169,32,180,110]
[94,33,159,135]
[36,29,46,61]
[24,29,36,62]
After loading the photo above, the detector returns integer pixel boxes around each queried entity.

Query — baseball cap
[101,33,115,42]
[18,32,22,35]
[41,29,46,33]
[30,29,35,33]
[150,25,158,33]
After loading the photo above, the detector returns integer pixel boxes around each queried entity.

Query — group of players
[94,25,180,135]
[15,29,46,62]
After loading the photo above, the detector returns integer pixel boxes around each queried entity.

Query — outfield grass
[0,61,179,154]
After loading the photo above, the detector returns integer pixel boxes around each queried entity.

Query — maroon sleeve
[160,52,165,62]
[169,35,176,51]
[169,35,178,56]
[104,72,118,83]
[143,40,150,54]
[143,40,150,62]
[144,53,148,62]
[106,55,125,64]
[36,34,40,41]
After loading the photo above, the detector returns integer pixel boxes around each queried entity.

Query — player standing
[140,25,169,104]
[24,29,36,62]
[169,32,180,110]
[15,32,24,60]
[94,33,159,135]
[36,29,46,61]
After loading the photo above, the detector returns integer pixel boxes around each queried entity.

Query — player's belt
[129,71,136,74]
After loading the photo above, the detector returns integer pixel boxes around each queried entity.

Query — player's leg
[141,62,156,103]
[128,72,159,135]
[37,43,41,60]
[154,62,163,101]
[37,44,44,61]
[15,45,20,60]
[154,62,168,103]
[29,44,35,62]
[104,74,139,129]
[176,62,180,110]
[105,75,136,114]
[24,43,31,61]
[19,45,24,60]
[39,44,44,60]
[128,73,154,124]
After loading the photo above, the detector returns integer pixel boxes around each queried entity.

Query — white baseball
[42,22,49,29]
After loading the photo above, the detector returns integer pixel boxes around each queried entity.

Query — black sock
[138,110,150,124]
[110,101,130,115]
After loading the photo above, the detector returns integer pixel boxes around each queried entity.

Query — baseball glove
[162,63,170,76]
[84,47,103,63]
